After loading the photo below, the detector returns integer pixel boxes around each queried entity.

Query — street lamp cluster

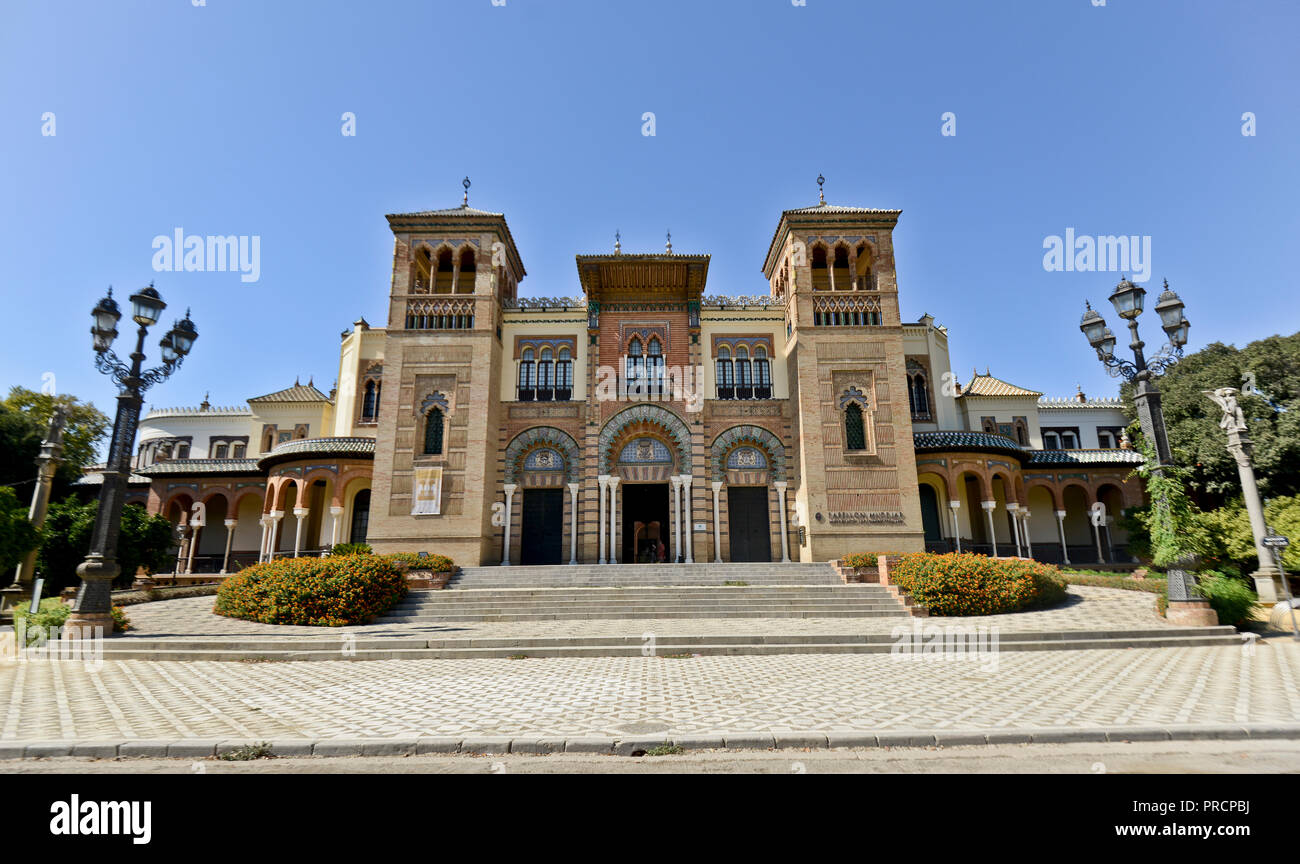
[1079,277,1208,617]
[65,285,197,636]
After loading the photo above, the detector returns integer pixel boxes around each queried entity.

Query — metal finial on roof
[817,174,826,205]
[666,230,672,254]
[614,230,621,255]
[462,176,471,206]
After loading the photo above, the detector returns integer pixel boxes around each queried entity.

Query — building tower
[761,185,925,559]
[368,190,526,563]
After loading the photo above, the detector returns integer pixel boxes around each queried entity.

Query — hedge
[889,552,1068,616]
[214,553,408,627]
[841,553,878,570]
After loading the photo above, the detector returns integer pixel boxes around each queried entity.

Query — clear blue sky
[2,0,1297,421]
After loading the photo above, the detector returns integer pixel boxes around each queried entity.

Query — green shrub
[842,553,879,569]
[889,553,1067,616]
[12,597,70,645]
[383,552,455,573]
[329,542,372,556]
[1194,571,1257,627]
[214,553,407,626]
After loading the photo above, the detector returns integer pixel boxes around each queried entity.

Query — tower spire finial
[614,230,621,255]
[462,176,471,207]
[666,229,672,254]
[817,173,826,205]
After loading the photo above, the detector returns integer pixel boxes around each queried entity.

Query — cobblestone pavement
[115,585,1166,641]
[3,640,1298,741]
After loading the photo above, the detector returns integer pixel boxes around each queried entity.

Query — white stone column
[1055,509,1070,565]
[269,510,284,561]
[292,507,307,558]
[670,475,683,563]
[256,517,268,563]
[329,505,344,547]
[185,520,202,574]
[1021,510,1033,559]
[567,482,579,565]
[597,476,609,564]
[948,500,962,553]
[682,475,694,564]
[607,477,620,563]
[221,518,236,574]
[981,500,998,557]
[711,481,723,563]
[1008,504,1022,557]
[774,480,790,563]
[501,484,517,566]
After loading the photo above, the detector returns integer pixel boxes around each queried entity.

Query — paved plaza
[3,640,1299,746]
[115,584,1166,641]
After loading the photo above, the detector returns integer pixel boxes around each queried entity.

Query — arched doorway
[349,489,371,544]
[918,483,943,546]
[617,437,673,563]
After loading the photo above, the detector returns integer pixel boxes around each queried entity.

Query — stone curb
[4,724,1300,760]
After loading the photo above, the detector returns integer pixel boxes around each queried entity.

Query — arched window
[556,347,573,401]
[811,245,830,291]
[361,379,380,423]
[435,248,455,293]
[908,372,930,421]
[213,443,228,459]
[856,243,874,290]
[411,247,432,292]
[845,403,866,451]
[232,443,246,459]
[626,338,643,394]
[716,347,734,400]
[648,338,663,397]
[1044,432,1060,449]
[456,248,476,293]
[518,348,535,401]
[754,346,771,399]
[537,347,554,402]
[735,347,753,399]
[424,408,444,455]
[832,245,851,291]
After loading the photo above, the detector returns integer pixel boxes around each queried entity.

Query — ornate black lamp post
[65,285,197,636]
[1079,278,1203,607]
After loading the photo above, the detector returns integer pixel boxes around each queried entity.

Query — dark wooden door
[727,486,771,562]
[520,489,564,565]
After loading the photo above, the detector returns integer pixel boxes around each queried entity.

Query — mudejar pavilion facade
[98,189,1146,573]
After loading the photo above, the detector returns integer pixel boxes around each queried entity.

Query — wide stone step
[374,609,913,622]
[89,627,1245,661]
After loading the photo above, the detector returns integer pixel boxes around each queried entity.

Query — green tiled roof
[1027,449,1145,465]
[913,433,1146,467]
[136,459,262,477]
[258,437,375,469]
[913,431,1024,454]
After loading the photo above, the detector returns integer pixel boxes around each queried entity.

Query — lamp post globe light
[66,285,197,636]
[1079,278,1213,622]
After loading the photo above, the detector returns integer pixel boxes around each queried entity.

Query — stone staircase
[445,563,843,589]
[88,627,1246,662]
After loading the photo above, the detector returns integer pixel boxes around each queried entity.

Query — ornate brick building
[93,190,1146,572]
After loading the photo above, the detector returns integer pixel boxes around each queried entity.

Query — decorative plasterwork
[598,404,692,473]
[709,424,786,481]
[504,427,582,484]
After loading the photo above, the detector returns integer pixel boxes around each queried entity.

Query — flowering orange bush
[889,553,1067,616]
[214,553,408,627]
[841,553,879,569]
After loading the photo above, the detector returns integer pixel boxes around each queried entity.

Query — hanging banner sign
[412,467,443,516]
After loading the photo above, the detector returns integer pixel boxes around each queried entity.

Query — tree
[0,486,39,575]
[37,499,177,592]
[0,387,110,495]
[1120,332,1300,507]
